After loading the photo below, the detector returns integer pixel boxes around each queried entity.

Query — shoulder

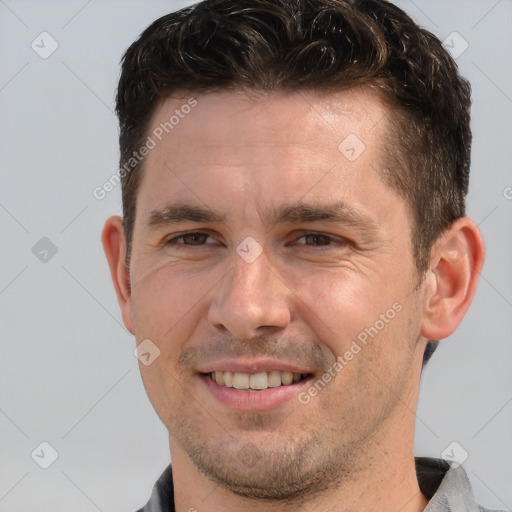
[415,457,507,512]
[134,464,175,512]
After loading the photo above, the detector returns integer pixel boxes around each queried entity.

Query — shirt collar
[417,457,484,512]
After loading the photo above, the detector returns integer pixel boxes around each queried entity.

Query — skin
[103,88,485,512]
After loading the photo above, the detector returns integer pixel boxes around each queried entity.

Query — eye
[293,232,341,247]
[296,233,332,246]
[165,231,216,247]
[164,231,348,249]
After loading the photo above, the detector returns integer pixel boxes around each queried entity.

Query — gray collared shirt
[136,457,504,512]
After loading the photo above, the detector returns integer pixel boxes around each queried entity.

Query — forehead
[136,87,393,223]
[147,87,388,150]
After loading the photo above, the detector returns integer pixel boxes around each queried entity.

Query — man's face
[127,88,427,499]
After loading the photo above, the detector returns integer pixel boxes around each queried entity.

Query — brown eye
[294,233,335,247]
[301,233,332,246]
[166,232,212,246]
[290,232,351,250]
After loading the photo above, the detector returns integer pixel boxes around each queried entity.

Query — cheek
[132,265,198,421]
[295,270,420,416]
[289,266,404,353]
[130,270,203,409]
[131,262,215,340]
[309,303,416,426]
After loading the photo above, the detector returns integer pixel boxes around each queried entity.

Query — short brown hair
[116,0,471,276]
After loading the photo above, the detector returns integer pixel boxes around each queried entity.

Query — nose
[207,246,292,339]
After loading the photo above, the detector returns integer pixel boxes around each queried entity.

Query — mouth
[198,369,314,411]
[205,370,311,390]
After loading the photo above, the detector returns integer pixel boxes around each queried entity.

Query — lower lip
[200,374,312,411]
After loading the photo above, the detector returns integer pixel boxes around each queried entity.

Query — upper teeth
[211,371,304,390]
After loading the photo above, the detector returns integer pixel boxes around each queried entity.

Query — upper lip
[196,358,313,375]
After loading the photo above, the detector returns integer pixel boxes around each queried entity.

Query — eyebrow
[146,200,379,235]
[147,203,227,227]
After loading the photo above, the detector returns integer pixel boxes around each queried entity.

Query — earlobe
[421,218,485,341]
[101,216,135,334]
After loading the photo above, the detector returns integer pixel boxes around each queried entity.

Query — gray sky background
[1,1,511,511]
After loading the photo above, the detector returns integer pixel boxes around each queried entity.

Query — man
[101,0,498,510]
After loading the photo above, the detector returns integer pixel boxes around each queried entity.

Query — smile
[209,370,309,390]
[200,369,314,411]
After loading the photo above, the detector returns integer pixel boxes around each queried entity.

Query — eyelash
[164,231,345,249]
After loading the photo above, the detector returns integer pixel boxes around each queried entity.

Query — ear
[421,217,485,341]
[101,216,135,334]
